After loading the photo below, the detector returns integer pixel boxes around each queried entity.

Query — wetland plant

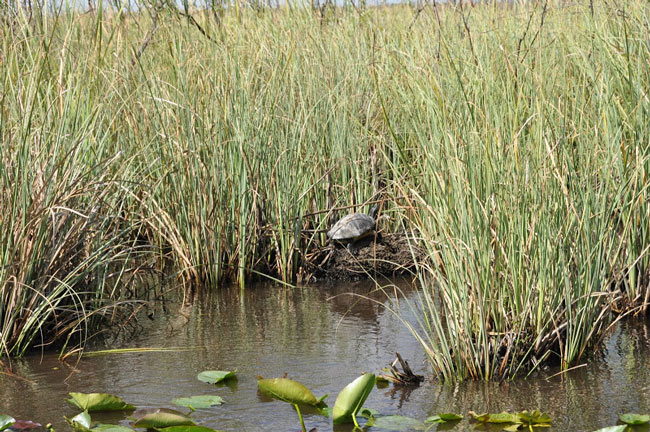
[469,410,551,431]
[0,416,15,432]
[196,371,237,385]
[2,0,650,393]
[172,396,224,411]
[66,394,135,413]
[257,377,327,432]
[379,0,650,380]
[131,409,195,429]
[332,373,376,427]
[618,414,650,426]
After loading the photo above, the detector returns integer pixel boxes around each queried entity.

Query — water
[1,281,650,431]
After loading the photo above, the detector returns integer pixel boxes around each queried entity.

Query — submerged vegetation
[2,0,650,381]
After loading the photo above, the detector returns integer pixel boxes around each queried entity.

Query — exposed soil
[300,233,425,282]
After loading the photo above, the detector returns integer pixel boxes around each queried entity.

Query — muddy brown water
[1,281,650,431]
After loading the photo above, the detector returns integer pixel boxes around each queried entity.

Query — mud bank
[300,233,425,281]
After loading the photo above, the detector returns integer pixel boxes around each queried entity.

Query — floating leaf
[257,378,325,407]
[65,411,92,432]
[67,393,135,412]
[332,373,375,425]
[593,427,627,432]
[517,410,551,425]
[172,396,224,410]
[155,426,224,432]
[133,409,195,429]
[91,425,135,432]
[469,411,520,424]
[0,416,15,432]
[427,413,463,423]
[619,414,650,425]
[197,371,236,385]
[365,415,425,431]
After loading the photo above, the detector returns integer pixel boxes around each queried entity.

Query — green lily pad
[67,393,135,412]
[172,396,224,410]
[619,414,650,425]
[427,413,463,423]
[0,416,15,432]
[257,378,325,407]
[593,427,627,432]
[366,415,425,431]
[197,370,237,385]
[469,411,520,424]
[133,409,195,428]
[517,410,551,425]
[65,411,92,432]
[155,427,223,432]
[91,425,135,432]
[332,373,376,425]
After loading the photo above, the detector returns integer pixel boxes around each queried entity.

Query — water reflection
[0,281,649,431]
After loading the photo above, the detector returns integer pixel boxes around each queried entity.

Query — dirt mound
[301,233,424,281]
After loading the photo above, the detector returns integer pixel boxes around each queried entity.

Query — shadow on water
[1,280,649,431]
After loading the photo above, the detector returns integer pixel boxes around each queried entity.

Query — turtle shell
[327,213,376,241]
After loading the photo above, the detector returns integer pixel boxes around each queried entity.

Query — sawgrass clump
[2,0,650,379]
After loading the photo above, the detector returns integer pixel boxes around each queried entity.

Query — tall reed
[3,0,650,375]
[380,0,650,380]
[1,9,149,355]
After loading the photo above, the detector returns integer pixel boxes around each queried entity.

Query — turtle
[327,204,380,253]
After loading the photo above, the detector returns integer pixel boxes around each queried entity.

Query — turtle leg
[347,241,358,254]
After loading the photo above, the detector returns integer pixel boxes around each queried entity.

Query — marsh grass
[379,0,650,379]
[2,0,650,377]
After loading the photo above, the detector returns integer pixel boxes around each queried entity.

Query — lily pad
[0,416,15,432]
[91,425,135,432]
[67,393,135,412]
[469,411,520,424]
[517,410,551,425]
[172,396,224,410]
[197,370,237,385]
[133,409,195,429]
[619,414,650,425]
[366,415,425,431]
[257,378,325,407]
[332,373,376,425]
[65,411,92,432]
[427,413,463,423]
[155,427,223,432]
